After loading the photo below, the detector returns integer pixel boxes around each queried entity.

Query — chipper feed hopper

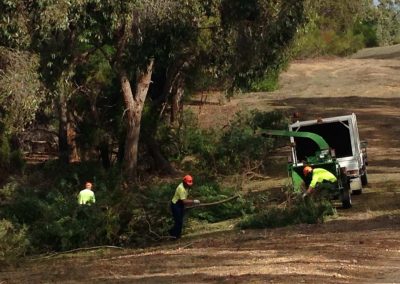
[260,129,352,209]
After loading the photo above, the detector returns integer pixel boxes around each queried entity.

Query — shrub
[238,198,336,229]
[158,109,288,175]
[354,21,378,48]
[0,161,124,252]
[327,30,365,56]
[250,69,280,92]
[213,110,288,174]
[294,25,367,58]
[122,179,254,243]
[0,134,11,168]
[156,110,219,166]
[0,219,29,264]
[188,180,254,223]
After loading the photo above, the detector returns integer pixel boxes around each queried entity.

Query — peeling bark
[170,76,185,125]
[121,59,154,181]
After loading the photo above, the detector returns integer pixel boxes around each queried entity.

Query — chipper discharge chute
[260,129,352,209]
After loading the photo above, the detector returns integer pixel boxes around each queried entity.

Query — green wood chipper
[260,129,352,209]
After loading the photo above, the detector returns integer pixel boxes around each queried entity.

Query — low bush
[157,109,288,176]
[213,110,288,174]
[0,161,255,252]
[0,219,29,265]
[250,69,280,92]
[187,180,254,223]
[294,27,366,58]
[238,198,336,229]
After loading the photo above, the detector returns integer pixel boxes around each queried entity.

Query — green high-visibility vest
[310,168,337,188]
[78,189,96,205]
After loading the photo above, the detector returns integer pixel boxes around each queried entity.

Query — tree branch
[186,195,240,209]
[31,246,124,260]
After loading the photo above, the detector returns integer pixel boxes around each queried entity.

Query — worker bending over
[302,166,337,198]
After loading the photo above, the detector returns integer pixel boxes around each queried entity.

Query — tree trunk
[170,76,185,125]
[145,134,178,175]
[58,91,69,164]
[99,140,111,169]
[121,59,154,182]
[67,110,80,163]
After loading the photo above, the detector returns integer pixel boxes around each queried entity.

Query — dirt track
[1,45,400,283]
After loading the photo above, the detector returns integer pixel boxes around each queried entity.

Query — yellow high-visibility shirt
[171,183,188,204]
[78,189,96,205]
[310,168,337,188]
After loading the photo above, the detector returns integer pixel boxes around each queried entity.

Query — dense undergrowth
[238,198,336,229]
[0,110,335,264]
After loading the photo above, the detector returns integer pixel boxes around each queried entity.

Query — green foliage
[294,26,367,58]
[0,160,125,252]
[294,0,378,57]
[122,179,252,243]
[0,134,25,173]
[238,198,336,229]
[0,134,10,168]
[354,21,379,47]
[0,162,255,252]
[250,69,280,92]
[216,0,306,92]
[9,149,25,173]
[0,0,31,48]
[157,109,288,175]
[0,219,29,264]
[213,110,288,174]
[328,31,366,56]
[0,47,45,135]
[188,180,253,223]
[376,0,400,45]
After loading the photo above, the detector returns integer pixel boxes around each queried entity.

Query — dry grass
[2,45,400,284]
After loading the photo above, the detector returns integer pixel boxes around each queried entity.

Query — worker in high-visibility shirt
[169,175,200,239]
[302,166,337,198]
[77,182,96,205]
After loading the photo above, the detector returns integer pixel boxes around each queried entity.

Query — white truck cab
[289,113,368,194]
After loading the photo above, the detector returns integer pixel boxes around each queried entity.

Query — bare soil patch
[2,45,400,283]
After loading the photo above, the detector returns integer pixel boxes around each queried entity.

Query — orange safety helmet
[183,175,193,186]
[303,166,313,176]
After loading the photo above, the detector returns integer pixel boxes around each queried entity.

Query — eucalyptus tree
[19,0,211,179]
[23,0,97,163]
[3,0,306,182]
[0,1,46,169]
[128,0,307,177]
[216,0,306,91]
[305,0,373,32]
[0,0,31,48]
[376,0,400,45]
[0,48,45,136]
[87,1,208,180]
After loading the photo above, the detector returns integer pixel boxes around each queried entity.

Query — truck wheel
[341,188,352,209]
[361,171,368,186]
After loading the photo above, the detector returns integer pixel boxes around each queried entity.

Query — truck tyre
[341,188,352,209]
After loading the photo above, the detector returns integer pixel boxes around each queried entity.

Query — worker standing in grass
[169,175,200,239]
[302,166,337,198]
[78,182,96,205]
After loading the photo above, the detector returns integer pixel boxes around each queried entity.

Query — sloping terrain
[1,45,400,283]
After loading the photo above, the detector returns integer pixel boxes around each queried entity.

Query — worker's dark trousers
[169,202,185,239]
